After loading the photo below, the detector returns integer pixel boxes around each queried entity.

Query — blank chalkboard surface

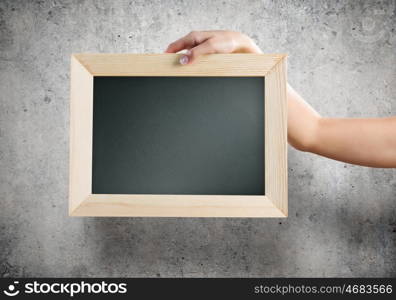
[92,77,264,195]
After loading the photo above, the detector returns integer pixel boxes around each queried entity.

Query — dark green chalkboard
[92,77,264,195]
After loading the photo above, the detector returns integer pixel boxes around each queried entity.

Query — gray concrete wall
[0,0,395,277]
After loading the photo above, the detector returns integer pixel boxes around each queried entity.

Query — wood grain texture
[72,195,285,217]
[69,55,93,214]
[265,57,288,216]
[73,53,285,77]
[69,53,288,217]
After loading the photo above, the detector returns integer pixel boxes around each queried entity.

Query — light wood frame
[69,54,287,217]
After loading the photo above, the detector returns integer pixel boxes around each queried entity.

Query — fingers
[165,35,194,53]
[164,31,212,53]
[179,39,217,64]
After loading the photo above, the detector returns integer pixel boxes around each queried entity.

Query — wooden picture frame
[69,54,287,217]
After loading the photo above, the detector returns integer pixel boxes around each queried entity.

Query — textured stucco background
[0,0,395,277]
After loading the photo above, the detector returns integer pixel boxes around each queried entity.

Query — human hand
[164,30,396,168]
[165,30,262,65]
[164,30,318,154]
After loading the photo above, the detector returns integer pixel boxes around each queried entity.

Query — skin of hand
[165,30,396,168]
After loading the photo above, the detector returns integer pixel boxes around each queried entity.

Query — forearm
[165,31,396,168]
[288,85,396,168]
[311,117,396,167]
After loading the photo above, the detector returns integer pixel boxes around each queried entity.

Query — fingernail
[179,55,189,65]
